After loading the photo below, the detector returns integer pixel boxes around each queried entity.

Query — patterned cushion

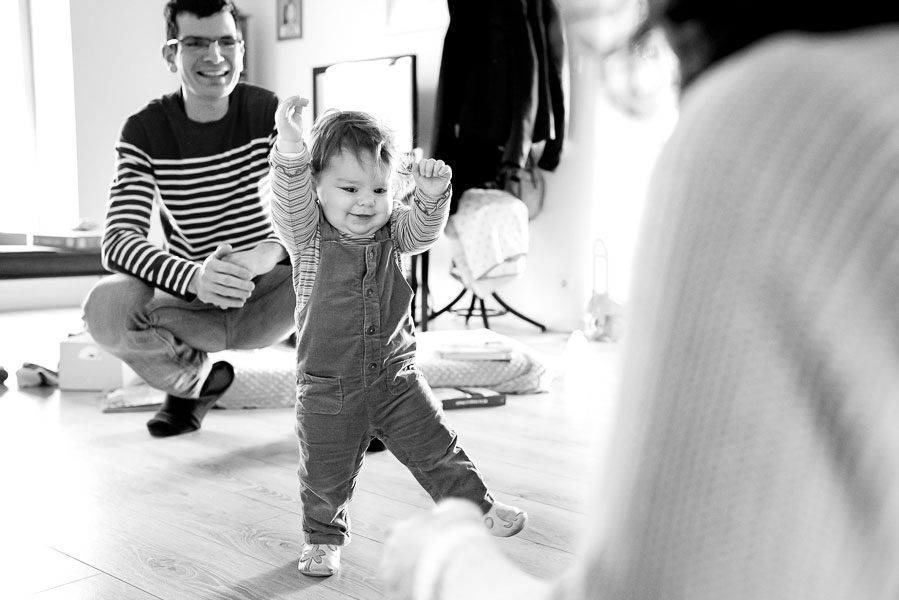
[102,330,546,412]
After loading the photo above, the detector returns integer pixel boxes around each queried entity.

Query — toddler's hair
[310,110,411,181]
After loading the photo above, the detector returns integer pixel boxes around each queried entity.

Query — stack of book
[436,341,513,362]
[432,386,506,410]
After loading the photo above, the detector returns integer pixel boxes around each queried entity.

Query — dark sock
[146,361,234,438]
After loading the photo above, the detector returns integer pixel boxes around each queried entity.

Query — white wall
[7,0,675,331]
[238,0,448,156]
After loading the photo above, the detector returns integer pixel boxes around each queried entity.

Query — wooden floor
[0,307,621,599]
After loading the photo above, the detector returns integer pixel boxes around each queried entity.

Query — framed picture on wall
[277,0,302,40]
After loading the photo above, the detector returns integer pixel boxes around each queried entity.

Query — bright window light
[1,0,38,235]
[2,0,79,238]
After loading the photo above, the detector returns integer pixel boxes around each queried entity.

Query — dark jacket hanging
[432,0,568,212]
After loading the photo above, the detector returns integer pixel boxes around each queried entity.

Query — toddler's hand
[275,96,309,148]
[412,158,452,199]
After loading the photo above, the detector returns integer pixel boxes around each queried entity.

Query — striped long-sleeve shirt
[102,83,280,299]
[268,144,450,314]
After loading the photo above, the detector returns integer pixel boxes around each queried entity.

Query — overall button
[368,362,377,371]
[366,288,374,297]
[367,326,375,335]
[368,251,375,259]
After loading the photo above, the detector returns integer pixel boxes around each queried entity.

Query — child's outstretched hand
[412,158,452,199]
[275,96,309,149]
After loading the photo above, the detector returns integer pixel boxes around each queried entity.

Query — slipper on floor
[16,362,59,388]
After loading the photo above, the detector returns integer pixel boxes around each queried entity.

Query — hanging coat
[432,0,568,211]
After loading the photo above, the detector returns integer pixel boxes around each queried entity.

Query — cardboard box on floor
[59,332,141,391]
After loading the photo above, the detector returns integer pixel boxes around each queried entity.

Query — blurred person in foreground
[381,0,899,597]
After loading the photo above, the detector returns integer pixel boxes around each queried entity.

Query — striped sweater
[269,145,450,314]
[102,83,280,299]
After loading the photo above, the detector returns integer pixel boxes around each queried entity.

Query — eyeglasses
[165,36,243,52]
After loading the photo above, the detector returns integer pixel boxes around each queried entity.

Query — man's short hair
[164,0,240,41]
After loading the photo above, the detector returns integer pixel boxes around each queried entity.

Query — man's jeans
[82,266,295,398]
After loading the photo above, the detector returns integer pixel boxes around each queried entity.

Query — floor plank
[31,573,159,600]
[9,544,99,597]
[0,308,620,599]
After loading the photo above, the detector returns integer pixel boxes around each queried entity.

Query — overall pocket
[298,373,344,415]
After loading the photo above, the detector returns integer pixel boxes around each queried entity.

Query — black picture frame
[277,0,302,40]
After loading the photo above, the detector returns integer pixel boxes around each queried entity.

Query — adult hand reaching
[189,244,255,309]
[381,499,549,600]
[382,499,485,599]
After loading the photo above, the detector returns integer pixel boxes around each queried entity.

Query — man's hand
[189,244,255,309]
[275,95,309,151]
[412,158,452,199]
[224,241,287,279]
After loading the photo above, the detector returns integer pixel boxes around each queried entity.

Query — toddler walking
[269,96,527,577]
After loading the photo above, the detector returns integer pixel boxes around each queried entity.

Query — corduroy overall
[295,219,492,545]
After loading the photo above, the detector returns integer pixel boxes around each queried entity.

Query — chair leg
[410,255,422,328]
[428,288,545,332]
[464,294,478,325]
[491,293,547,332]
[421,250,430,330]
[429,288,467,321]
[478,297,490,329]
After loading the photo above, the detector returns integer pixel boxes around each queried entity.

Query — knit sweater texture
[558,26,899,600]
